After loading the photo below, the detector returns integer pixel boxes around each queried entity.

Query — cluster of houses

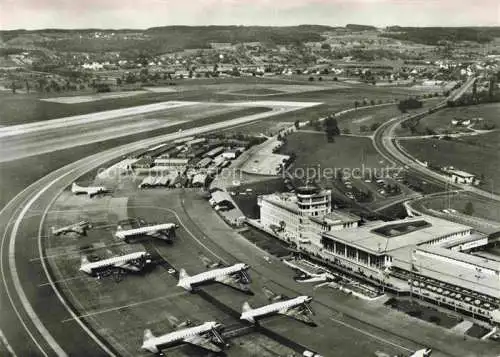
[451,117,483,127]
[128,135,256,189]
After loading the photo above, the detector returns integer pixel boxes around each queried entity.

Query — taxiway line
[0,328,17,357]
[38,184,119,357]
[329,316,414,353]
[61,291,188,323]
[30,241,127,261]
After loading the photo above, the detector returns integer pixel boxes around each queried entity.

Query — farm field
[400,136,500,194]
[395,102,500,137]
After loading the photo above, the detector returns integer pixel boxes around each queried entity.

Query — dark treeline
[382,26,500,45]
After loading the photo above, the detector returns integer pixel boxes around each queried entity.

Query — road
[0,101,321,356]
[372,76,500,207]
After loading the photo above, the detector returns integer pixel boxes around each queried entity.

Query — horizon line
[2,24,499,32]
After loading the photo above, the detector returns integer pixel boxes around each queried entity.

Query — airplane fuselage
[80,251,150,275]
[241,296,312,322]
[142,321,221,353]
[177,263,249,290]
[115,223,178,240]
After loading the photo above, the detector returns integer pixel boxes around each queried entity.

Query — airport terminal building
[320,216,500,323]
[258,190,500,323]
[258,186,360,246]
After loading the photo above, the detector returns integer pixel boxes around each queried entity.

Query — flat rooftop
[322,216,472,255]
[391,246,500,299]
[417,245,500,273]
[310,211,360,225]
[261,192,300,214]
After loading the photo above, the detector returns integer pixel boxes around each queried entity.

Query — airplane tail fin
[80,255,89,266]
[143,329,155,342]
[242,301,252,313]
[141,329,159,353]
[178,268,190,280]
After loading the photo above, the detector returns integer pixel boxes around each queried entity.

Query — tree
[370,99,375,106]
[354,100,359,109]
[370,122,381,131]
[324,116,340,142]
[294,120,300,130]
[360,125,368,133]
[308,76,314,81]
[11,81,16,94]
[464,202,474,215]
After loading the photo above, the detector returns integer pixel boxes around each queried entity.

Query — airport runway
[0,100,320,162]
[0,100,321,356]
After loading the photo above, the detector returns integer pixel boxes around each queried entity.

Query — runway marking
[0,328,17,357]
[30,241,126,261]
[37,166,120,357]
[329,316,413,353]
[61,291,187,323]
[9,173,74,356]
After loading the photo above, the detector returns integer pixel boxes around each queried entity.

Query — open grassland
[279,132,387,187]
[400,137,500,194]
[420,192,500,223]
[338,98,443,134]
[0,80,435,126]
[395,102,500,137]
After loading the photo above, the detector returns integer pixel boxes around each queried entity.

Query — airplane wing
[183,335,221,353]
[147,231,171,240]
[114,261,141,272]
[214,274,249,292]
[279,305,315,325]
[263,286,283,301]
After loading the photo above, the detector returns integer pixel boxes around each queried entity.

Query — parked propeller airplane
[114,223,178,242]
[79,251,152,277]
[375,348,432,357]
[71,182,109,197]
[51,221,92,236]
[177,263,251,293]
[141,321,225,354]
[241,294,315,325]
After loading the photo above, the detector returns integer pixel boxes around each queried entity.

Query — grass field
[0,80,435,127]
[229,88,285,95]
[420,192,500,223]
[279,132,387,179]
[400,137,500,194]
[395,102,500,137]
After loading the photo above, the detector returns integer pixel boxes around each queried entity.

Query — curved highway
[372,76,500,205]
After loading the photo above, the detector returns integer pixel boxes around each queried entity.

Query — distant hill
[0,25,334,53]
[345,24,377,31]
[382,26,500,45]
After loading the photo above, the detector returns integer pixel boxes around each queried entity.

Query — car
[167,268,176,275]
